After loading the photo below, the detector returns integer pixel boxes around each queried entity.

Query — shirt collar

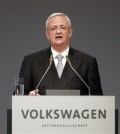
[51,46,69,59]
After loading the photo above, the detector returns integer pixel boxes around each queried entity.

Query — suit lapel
[36,47,55,88]
[37,47,51,69]
[68,47,81,72]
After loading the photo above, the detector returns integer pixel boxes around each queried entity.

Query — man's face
[46,16,73,51]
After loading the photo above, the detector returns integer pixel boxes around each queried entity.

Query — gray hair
[46,12,71,30]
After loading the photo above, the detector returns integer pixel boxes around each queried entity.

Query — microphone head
[50,55,53,63]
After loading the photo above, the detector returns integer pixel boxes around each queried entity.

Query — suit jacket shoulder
[69,47,97,70]
[70,47,95,60]
[23,47,51,61]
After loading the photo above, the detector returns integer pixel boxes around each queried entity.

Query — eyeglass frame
[46,25,71,32]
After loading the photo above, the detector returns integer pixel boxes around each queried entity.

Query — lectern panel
[12,96,115,134]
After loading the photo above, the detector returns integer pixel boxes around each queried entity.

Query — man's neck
[52,45,69,53]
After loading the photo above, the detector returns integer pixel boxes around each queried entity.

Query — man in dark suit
[19,12,103,95]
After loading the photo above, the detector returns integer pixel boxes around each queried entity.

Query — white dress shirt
[51,47,69,69]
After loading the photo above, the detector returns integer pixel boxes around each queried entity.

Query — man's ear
[69,28,73,38]
[45,30,50,40]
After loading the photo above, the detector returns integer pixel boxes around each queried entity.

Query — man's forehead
[48,16,69,26]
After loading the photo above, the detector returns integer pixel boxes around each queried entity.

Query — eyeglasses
[47,25,71,32]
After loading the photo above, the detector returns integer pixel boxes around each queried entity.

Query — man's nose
[56,27,62,33]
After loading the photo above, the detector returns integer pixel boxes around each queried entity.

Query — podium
[12,96,115,134]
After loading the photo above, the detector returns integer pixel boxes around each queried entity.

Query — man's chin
[54,43,64,47]
[54,40,65,45]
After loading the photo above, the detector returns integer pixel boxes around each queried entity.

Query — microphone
[66,56,90,94]
[35,55,53,90]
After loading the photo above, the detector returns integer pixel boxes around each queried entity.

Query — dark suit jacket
[19,47,103,95]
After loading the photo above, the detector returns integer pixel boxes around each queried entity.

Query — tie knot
[56,54,63,62]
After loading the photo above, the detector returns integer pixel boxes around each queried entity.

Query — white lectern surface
[12,96,115,134]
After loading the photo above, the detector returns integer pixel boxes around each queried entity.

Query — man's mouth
[55,36,63,39]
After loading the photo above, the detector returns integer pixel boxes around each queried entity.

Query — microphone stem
[71,63,90,90]
[35,58,53,90]
[66,56,90,94]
